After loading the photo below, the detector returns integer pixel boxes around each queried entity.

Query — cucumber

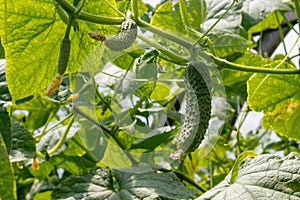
[170,61,212,160]
[57,38,71,75]
[104,19,137,51]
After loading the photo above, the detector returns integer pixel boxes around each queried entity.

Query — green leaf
[151,0,205,34]
[0,109,11,154]
[0,135,16,200]
[14,96,58,130]
[242,0,293,30]
[10,119,36,162]
[202,0,243,32]
[249,10,285,34]
[130,127,177,151]
[209,31,252,57]
[112,49,145,70]
[135,49,159,80]
[151,1,185,33]
[0,0,118,101]
[197,152,300,200]
[50,154,97,174]
[29,161,54,180]
[221,52,272,98]
[52,167,191,199]
[116,0,148,17]
[230,150,257,184]
[247,61,300,139]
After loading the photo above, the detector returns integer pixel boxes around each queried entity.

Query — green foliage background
[0,0,300,199]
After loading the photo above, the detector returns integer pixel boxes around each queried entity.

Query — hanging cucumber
[170,61,212,160]
[104,18,137,51]
[46,0,85,96]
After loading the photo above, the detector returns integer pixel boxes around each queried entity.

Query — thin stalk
[104,0,125,17]
[276,12,288,55]
[34,111,57,142]
[73,105,138,165]
[208,52,300,74]
[48,116,74,155]
[294,0,300,33]
[34,113,73,140]
[282,14,299,34]
[132,0,139,18]
[179,0,189,29]
[159,168,206,193]
[136,19,193,49]
[197,0,236,43]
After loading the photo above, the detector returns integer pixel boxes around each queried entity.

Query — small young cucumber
[170,61,212,160]
[57,38,71,75]
[104,19,137,51]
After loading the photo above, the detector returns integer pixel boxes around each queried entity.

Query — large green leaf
[197,152,300,200]
[241,0,293,30]
[0,0,119,101]
[10,119,36,162]
[0,135,16,200]
[52,167,191,199]
[249,10,285,34]
[151,0,205,34]
[202,0,243,32]
[247,61,300,139]
[209,31,252,57]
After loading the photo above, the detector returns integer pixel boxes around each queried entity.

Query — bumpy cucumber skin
[171,61,212,160]
[104,19,137,51]
[57,38,71,75]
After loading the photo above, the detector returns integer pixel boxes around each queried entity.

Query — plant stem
[197,0,236,43]
[208,52,300,74]
[132,0,139,18]
[137,34,188,64]
[34,111,57,142]
[294,0,300,33]
[136,19,193,49]
[48,115,74,155]
[34,113,73,140]
[73,105,138,165]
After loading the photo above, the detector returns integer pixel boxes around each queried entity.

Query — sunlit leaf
[247,60,300,139]
[209,31,252,57]
[0,0,119,101]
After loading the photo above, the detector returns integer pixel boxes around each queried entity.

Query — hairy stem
[132,0,139,18]
[48,116,74,155]
[209,52,300,74]
[137,34,188,64]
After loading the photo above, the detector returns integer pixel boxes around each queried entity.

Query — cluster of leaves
[0,0,300,199]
